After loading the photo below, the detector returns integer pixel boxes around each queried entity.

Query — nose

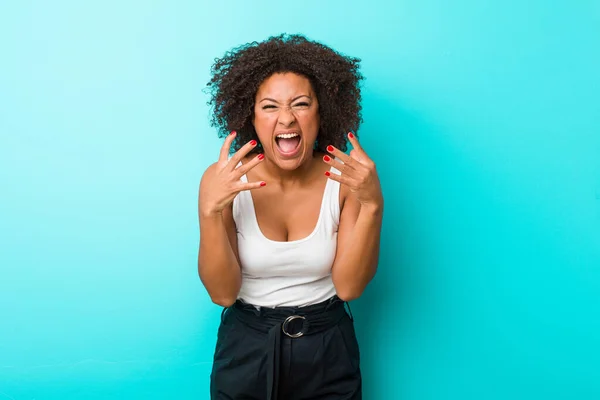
[277,106,296,127]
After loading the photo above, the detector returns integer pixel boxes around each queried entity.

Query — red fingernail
[323,155,331,162]
[348,132,354,139]
[260,181,266,186]
[250,140,257,146]
[258,154,264,160]
[325,171,331,177]
[327,145,334,152]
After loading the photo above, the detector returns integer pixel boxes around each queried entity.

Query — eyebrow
[259,95,312,103]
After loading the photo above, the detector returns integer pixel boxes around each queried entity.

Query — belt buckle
[282,315,306,338]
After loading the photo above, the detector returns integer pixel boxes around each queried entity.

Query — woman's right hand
[199,131,266,217]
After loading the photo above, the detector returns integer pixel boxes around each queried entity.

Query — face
[252,72,320,170]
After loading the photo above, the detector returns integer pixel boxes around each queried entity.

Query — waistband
[224,296,350,400]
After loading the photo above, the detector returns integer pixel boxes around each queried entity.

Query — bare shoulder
[199,162,219,189]
[325,155,350,210]
[200,161,218,177]
[339,184,359,215]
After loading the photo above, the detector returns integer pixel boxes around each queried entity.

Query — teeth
[276,133,299,139]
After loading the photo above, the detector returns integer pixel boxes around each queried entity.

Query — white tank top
[232,162,340,308]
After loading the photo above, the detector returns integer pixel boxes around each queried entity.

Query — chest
[250,183,327,242]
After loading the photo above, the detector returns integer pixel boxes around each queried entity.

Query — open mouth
[275,132,302,157]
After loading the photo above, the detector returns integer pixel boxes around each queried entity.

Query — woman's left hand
[323,133,383,210]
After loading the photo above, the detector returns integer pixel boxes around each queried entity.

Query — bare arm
[331,195,383,301]
[197,132,265,307]
[324,133,384,301]
[198,166,242,307]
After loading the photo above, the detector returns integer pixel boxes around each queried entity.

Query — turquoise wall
[1,1,599,399]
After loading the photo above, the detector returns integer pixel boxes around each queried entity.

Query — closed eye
[262,104,277,110]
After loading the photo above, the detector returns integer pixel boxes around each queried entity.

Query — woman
[198,34,383,400]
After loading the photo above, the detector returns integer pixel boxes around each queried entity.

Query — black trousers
[210,296,362,400]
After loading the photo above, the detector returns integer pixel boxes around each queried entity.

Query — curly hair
[206,33,363,154]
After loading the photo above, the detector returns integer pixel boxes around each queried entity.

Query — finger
[325,145,369,174]
[324,170,354,187]
[228,139,259,170]
[218,131,237,163]
[322,154,359,179]
[235,153,264,177]
[347,132,372,163]
[236,180,267,192]
[326,144,353,166]
[346,132,364,154]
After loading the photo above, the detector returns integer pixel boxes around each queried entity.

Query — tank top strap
[322,162,342,227]
[236,160,248,183]
[233,157,341,228]
[232,160,249,224]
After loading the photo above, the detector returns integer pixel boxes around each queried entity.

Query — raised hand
[199,131,266,217]
[322,132,383,209]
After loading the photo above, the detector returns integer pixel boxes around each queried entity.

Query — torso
[228,152,349,308]
[242,152,346,242]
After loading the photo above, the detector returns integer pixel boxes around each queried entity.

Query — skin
[198,72,383,306]
[253,72,321,176]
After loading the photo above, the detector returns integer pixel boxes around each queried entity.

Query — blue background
[1,1,599,399]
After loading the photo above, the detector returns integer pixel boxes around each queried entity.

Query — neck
[263,153,319,188]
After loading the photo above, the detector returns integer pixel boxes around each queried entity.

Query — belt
[227,296,348,400]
